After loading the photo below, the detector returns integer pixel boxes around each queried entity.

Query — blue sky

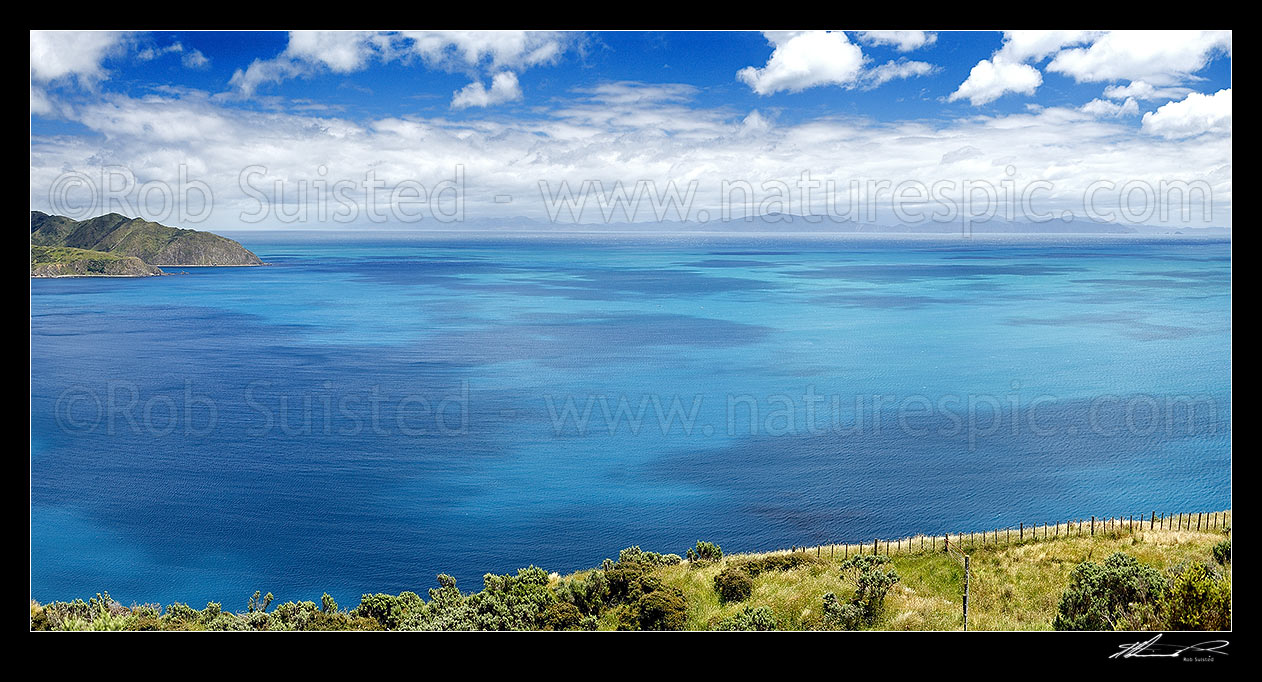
[30,31,1232,228]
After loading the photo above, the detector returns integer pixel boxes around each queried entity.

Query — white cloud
[737,31,866,94]
[575,81,697,105]
[285,30,384,72]
[857,31,937,52]
[30,86,53,115]
[1081,97,1139,118]
[183,49,210,69]
[451,72,522,109]
[948,31,1096,106]
[231,30,572,99]
[737,31,935,95]
[29,84,1232,228]
[136,41,211,69]
[948,57,1042,105]
[862,59,937,88]
[400,30,567,71]
[1141,88,1231,139]
[996,30,1098,63]
[1101,80,1189,102]
[30,30,127,85]
[1048,30,1231,85]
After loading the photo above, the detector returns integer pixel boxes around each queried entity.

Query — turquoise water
[30,233,1231,606]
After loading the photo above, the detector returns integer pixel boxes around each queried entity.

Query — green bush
[734,552,820,577]
[1212,539,1231,565]
[1162,562,1230,631]
[821,591,865,630]
[714,566,754,603]
[543,601,583,630]
[717,605,778,631]
[836,554,899,626]
[555,570,610,616]
[1054,552,1166,630]
[686,540,722,563]
[353,591,425,630]
[632,587,687,631]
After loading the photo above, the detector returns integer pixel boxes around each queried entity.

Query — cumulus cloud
[1141,88,1231,138]
[1048,30,1231,85]
[948,31,1229,108]
[30,30,127,85]
[948,57,1042,105]
[948,31,1095,105]
[996,30,1098,63]
[451,72,522,109]
[857,31,937,52]
[738,31,865,94]
[737,31,936,95]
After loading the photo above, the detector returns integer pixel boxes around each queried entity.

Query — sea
[30,232,1232,607]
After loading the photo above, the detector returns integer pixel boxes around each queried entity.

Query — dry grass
[580,510,1231,630]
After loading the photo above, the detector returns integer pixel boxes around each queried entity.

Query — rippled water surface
[30,233,1231,605]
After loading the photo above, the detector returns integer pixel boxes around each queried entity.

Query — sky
[29,30,1232,229]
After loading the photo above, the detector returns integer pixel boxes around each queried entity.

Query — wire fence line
[777,509,1232,560]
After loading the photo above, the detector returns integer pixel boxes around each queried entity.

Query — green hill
[30,245,163,277]
[30,212,261,277]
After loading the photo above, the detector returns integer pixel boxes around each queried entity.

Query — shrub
[1054,552,1166,630]
[555,571,610,616]
[543,601,583,630]
[617,546,683,568]
[821,591,865,631]
[1162,562,1230,631]
[632,587,687,631]
[734,552,820,577]
[717,606,778,631]
[353,591,425,630]
[836,554,899,625]
[714,567,754,603]
[686,540,722,563]
[1212,539,1231,565]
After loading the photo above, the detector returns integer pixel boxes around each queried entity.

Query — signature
[1110,634,1229,660]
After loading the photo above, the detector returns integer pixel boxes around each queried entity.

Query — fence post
[1091,516,1095,536]
[1019,522,1023,541]
[1150,511,1155,529]
[962,554,970,632]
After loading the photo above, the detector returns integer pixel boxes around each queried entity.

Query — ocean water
[30,233,1231,607]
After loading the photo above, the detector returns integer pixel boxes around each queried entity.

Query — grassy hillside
[650,518,1229,630]
[30,245,163,277]
[30,212,261,268]
[30,511,1230,631]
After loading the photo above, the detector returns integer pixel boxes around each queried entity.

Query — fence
[779,509,1232,560]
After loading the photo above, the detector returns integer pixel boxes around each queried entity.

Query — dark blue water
[30,234,1231,607]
